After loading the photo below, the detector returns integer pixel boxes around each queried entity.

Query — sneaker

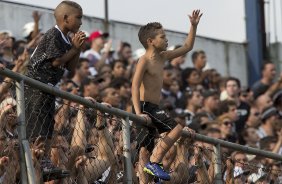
[143,162,170,181]
[41,158,70,182]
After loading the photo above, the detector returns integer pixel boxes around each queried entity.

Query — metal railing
[1,67,282,183]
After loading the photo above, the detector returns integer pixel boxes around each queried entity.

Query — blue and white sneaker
[143,162,170,181]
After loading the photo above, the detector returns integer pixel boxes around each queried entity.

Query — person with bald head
[24,1,86,181]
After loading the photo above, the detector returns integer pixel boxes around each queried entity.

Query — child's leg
[150,123,184,163]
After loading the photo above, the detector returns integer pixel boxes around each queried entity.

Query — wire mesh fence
[1,69,282,184]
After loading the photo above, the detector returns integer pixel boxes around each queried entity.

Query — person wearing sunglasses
[217,114,238,143]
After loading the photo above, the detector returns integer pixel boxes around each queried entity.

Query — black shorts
[134,101,177,152]
[25,86,55,139]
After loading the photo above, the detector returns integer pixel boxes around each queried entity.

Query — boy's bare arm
[131,56,147,115]
[52,31,85,71]
[162,10,202,61]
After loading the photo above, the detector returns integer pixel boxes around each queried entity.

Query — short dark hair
[110,59,125,70]
[138,22,163,49]
[225,76,241,88]
[121,42,131,49]
[191,50,205,63]
[261,61,274,72]
[110,77,130,89]
[216,100,237,116]
[260,136,277,150]
[181,67,197,90]
[60,0,82,11]
[76,58,89,69]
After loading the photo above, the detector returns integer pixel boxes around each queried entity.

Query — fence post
[16,80,28,184]
[213,144,223,184]
[16,80,36,184]
[122,117,133,184]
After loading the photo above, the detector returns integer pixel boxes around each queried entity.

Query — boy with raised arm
[24,1,85,180]
[132,10,202,181]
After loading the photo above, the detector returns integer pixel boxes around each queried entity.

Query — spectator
[245,106,261,128]
[181,67,201,90]
[0,31,14,69]
[116,41,132,67]
[257,106,279,138]
[242,127,260,148]
[71,57,90,87]
[111,59,126,79]
[217,114,237,143]
[225,77,250,140]
[182,88,203,123]
[201,90,219,120]
[252,62,276,97]
[80,76,103,98]
[217,100,238,121]
[100,87,121,108]
[132,10,202,182]
[24,1,85,180]
[254,93,273,113]
[191,50,207,73]
[110,77,131,111]
[83,30,111,76]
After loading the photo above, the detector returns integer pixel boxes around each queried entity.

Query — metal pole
[213,144,223,184]
[273,0,278,43]
[16,80,28,184]
[23,140,36,184]
[122,117,133,184]
[104,0,109,32]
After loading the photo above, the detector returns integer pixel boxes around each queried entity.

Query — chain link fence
[1,68,282,184]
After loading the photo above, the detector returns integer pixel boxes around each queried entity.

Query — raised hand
[32,11,42,23]
[189,9,203,26]
[72,31,86,50]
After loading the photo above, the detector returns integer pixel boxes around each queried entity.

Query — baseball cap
[22,22,42,38]
[273,89,282,104]
[89,30,109,42]
[261,106,278,122]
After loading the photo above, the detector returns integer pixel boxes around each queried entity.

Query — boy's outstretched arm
[163,10,202,61]
[132,57,147,115]
[52,31,86,72]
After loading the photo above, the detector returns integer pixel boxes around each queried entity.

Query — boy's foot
[143,162,170,181]
[41,158,70,182]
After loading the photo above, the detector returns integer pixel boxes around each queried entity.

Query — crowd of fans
[0,9,282,184]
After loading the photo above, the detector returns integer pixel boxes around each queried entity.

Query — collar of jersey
[55,25,71,45]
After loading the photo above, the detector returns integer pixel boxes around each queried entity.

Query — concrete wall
[0,1,248,86]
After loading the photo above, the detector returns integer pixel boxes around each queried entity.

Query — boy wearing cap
[257,106,279,138]
[83,30,111,75]
[24,1,85,181]
[132,10,202,182]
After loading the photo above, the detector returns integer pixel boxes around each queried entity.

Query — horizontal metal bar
[1,68,282,161]
[182,131,282,161]
[0,68,151,126]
